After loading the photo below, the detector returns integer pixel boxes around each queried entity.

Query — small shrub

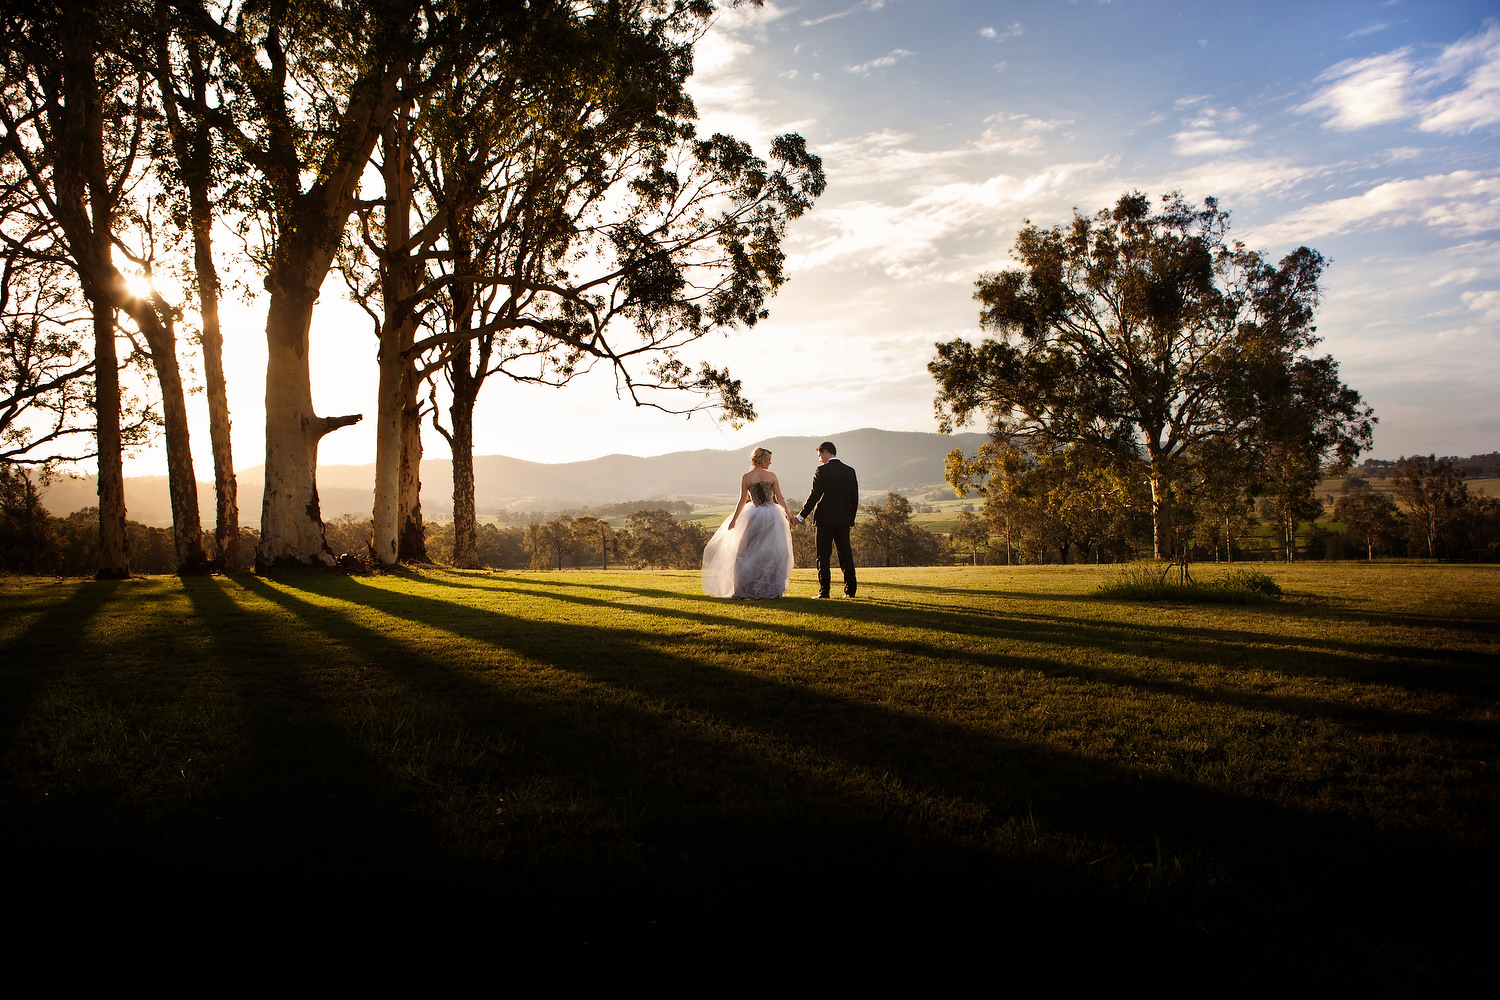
[1093,564,1282,604]
[1218,568,1282,597]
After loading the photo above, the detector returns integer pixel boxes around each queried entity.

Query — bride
[702,447,795,599]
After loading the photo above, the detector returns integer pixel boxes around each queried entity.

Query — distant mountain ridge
[38,428,990,526]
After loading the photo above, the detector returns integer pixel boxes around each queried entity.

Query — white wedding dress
[702,481,794,599]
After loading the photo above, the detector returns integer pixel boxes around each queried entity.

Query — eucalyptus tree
[1250,361,1369,561]
[949,510,989,565]
[570,514,613,570]
[855,492,923,567]
[946,440,1134,563]
[0,207,96,468]
[1392,455,1470,559]
[343,1,823,568]
[1,0,207,574]
[168,0,520,568]
[930,192,1372,560]
[149,0,244,568]
[1183,439,1258,562]
[416,121,823,569]
[1333,490,1401,561]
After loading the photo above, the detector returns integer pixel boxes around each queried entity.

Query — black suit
[798,459,859,597]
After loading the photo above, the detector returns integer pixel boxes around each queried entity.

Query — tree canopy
[932,191,1374,559]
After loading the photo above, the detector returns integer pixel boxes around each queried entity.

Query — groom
[794,441,859,599]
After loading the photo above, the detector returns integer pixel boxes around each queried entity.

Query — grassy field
[2,563,1495,979]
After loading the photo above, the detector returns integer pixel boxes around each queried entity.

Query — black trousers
[815,523,857,596]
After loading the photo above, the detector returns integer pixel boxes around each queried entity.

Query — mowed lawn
[1,563,1495,979]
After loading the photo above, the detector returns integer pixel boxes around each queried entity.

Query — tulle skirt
[701,502,794,599]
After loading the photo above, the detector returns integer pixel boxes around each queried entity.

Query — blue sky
[137,0,1500,477]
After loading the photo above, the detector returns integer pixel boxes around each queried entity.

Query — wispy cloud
[1297,49,1418,129]
[1252,169,1500,242]
[1158,157,1329,202]
[686,3,806,149]
[980,23,1023,41]
[801,0,888,28]
[792,155,1114,279]
[1172,131,1252,155]
[845,48,915,77]
[1345,21,1394,40]
[820,116,1070,187]
[1461,288,1500,322]
[1299,21,1500,133]
[1426,240,1500,286]
[1169,98,1252,157]
[1420,21,1500,133]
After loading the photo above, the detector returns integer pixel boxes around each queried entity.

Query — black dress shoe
[843,591,856,598]
[812,593,831,599]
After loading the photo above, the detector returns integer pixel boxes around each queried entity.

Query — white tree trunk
[258,289,361,568]
[370,114,417,565]
[371,346,404,564]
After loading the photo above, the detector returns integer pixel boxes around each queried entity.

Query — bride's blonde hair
[750,447,772,468]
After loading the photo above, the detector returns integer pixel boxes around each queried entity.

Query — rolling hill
[38,428,990,525]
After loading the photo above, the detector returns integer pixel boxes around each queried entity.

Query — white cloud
[801,0,888,28]
[980,23,1023,42]
[1425,241,1500,286]
[1172,130,1252,155]
[1297,49,1418,129]
[845,48,915,77]
[1251,169,1500,242]
[1183,106,1243,129]
[686,3,807,149]
[1345,22,1394,40]
[820,116,1068,188]
[1419,21,1500,134]
[1461,288,1500,322]
[1169,98,1252,157]
[1299,21,1500,134]
[792,158,1115,278]
[1154,157,1330,203]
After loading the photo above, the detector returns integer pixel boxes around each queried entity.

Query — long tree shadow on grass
[177,576,464,897]
[474,579,1500,744]
[459,571,1500,676]
[0,581,119,749]
[243,573,1492,979]
[2,577,468,940]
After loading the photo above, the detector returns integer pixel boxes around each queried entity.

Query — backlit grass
[1,563,1495,978]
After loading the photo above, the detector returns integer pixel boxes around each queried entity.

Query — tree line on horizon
[1,1,824,577]
[4,453,1497,574]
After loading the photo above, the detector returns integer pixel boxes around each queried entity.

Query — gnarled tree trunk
[397,377,426,561]
[258,284,361,569]
[449,394,478,569]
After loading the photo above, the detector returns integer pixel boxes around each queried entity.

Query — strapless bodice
[748,481,776,506]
